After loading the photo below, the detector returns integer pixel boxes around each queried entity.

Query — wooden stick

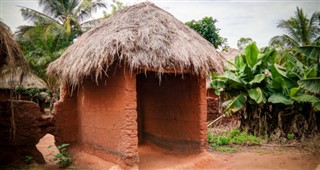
[207,115,224,127]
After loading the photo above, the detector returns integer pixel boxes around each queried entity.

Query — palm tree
[17,0,106,39]
[16,0,107,106]
[270,7,320,48]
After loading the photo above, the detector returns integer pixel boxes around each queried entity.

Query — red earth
[35,134,320,170]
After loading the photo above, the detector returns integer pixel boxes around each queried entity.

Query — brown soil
[35,134,320,170]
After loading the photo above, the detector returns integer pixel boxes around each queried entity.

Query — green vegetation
[216,147,238,152]
[270,7,320,48]
[24,155,33,164]
[237,37,255,51]
[50,143,72,168]
[16,0,123,94]
[211,7,320,140]
[16,0,106,94]
[208,129,262,152]
[186,16,227,49]
[287,133,295,140]
[212,43,320,138]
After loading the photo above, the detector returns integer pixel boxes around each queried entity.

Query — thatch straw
[47,2,224,86]
[0,20,26,69]
[0,66,47,89]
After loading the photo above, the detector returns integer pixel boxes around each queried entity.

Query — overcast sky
[0,0,319,48]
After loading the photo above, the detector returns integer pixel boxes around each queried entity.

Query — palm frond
[75,0,106,22]
[296,7,310,45]
[277,19,300,44]
[308,11,320,43]
[15,25,34,38]
[19,6,61,24]
[270,35,300,49]
[38,0,68,19]
[80,18,103,29]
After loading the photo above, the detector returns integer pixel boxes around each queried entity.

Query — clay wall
[137,73,207,152]
[53,83,78,144]
[77,67,138,166]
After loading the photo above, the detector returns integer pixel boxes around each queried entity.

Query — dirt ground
[33,134,320,170]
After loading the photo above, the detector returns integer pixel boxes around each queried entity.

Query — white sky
[0,0,319,48]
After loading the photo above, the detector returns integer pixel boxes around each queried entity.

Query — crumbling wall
[77,67,138,166]
[0,100,54,165]
[53,83,78,144]
[137,73,207,152]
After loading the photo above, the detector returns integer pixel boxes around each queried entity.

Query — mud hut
[48,2,224,168]
[0,67,47,100]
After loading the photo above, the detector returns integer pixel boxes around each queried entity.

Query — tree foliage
[17,0,106,39]
[186,16,227,49]
[270,7,320,48]
[237,37,255,51]
[16,0,116,93]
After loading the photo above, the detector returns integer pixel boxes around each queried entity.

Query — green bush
[208,129,262,150]
[50,143,72,167]
[287,133,295,140]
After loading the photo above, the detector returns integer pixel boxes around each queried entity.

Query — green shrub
[50,143,72,167]
[287,133,295,140]
[24,155,33,164]
[209,129,262,151]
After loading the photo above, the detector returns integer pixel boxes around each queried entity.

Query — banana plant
[269,51,320,111]
[211,43,275,114]
[212,43,320,115]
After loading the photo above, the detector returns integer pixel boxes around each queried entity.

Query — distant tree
[270,7,320,48]
[186,17,227,49]
[16,0,127,96]
[17,0,106,40]
[237,37,255,50]
[103,0,126,18]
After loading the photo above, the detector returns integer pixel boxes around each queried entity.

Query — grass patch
[208,129,262,152]
[216,147,238,152]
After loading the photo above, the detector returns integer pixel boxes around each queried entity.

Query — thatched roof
[0,67,47,89]
[47,2,224,86]
[0,20,26,69]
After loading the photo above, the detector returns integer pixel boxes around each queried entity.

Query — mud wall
[53,83,78,144]
[77,68,138,166]
[137,73,207,152]
[0,100,54,164]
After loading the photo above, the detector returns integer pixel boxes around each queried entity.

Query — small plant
[24,155,33,164]
[287,133,295,140]
[208,129,262,152]
[212,136,230,147]
[52,143,72,167]
[208,131,214,143]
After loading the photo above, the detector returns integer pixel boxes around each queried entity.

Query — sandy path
[36,134,320,170]
[139,145,320,170]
